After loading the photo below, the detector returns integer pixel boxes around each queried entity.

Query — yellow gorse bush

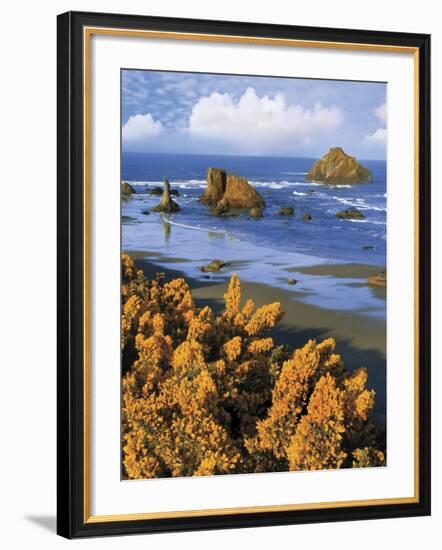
[121,253,385,479]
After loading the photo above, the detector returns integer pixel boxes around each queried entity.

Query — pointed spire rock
[153,178,181,213]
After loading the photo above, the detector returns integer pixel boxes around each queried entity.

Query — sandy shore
[131,253,386,423]
[294,262,384,279]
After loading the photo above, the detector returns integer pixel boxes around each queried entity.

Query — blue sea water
[123,152,386,264]
[122,152,386,319]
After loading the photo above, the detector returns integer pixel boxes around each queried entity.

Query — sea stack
[367,269,387,288]
[336,208,366,220]
[200,170,265,216]
[220,174,265,210]
[153,178,181,213]
[121,181,135,198]
[278,207,294,216]
[306,147,372,184]
[199,168,227,206]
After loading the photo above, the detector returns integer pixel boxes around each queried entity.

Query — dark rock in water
[141,210,150,215]
[147,186,163,196]
[121,181,135,197]
[199,168,227,206]
[308,189,316,193]
[278,207,294,216]
[336,208,365,220]
[287,278,297,285]
[210,202,240,217]
[211,201,230,216]
[200,259,229,273]
[219,210,240,218]
[249,207,263,219]
[153,179,181,213]
[302,213,312,221]
[362,245,374,250]
[306,147,372,184]
[170,189,180,196]
[368,270,386,288]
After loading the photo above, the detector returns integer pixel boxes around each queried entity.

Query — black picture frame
[57,10,431,539]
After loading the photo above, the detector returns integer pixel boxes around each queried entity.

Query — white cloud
[187,87,343,154]
[122,113,163,142]
[375,103,386,123]
[365,128,387,144]
[363,103,386,147]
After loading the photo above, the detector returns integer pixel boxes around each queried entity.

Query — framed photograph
[57,11,431,538]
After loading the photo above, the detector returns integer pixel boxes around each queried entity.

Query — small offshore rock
[147,186,163,196]
[287,278,297,285]
[141,210,150,215]
[278,207,294,216]
[121,181,135,197]
[249,207,263,219]
[200,259,229,273]
[302,213,312,221]
[362,245,374,250]
[170,189,180,196]
[336,208,365,220]
[368,270,386,288]
[211,203,240,217]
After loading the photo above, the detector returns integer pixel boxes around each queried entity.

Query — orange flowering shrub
[121,253,385,479]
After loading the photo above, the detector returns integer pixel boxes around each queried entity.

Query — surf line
[160,215,233,238]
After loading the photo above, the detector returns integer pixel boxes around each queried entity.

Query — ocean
[122,152,386,319]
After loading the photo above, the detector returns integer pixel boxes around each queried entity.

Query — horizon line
[121,150,386,162]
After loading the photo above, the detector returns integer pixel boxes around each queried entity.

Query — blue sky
[122,70,386,160]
